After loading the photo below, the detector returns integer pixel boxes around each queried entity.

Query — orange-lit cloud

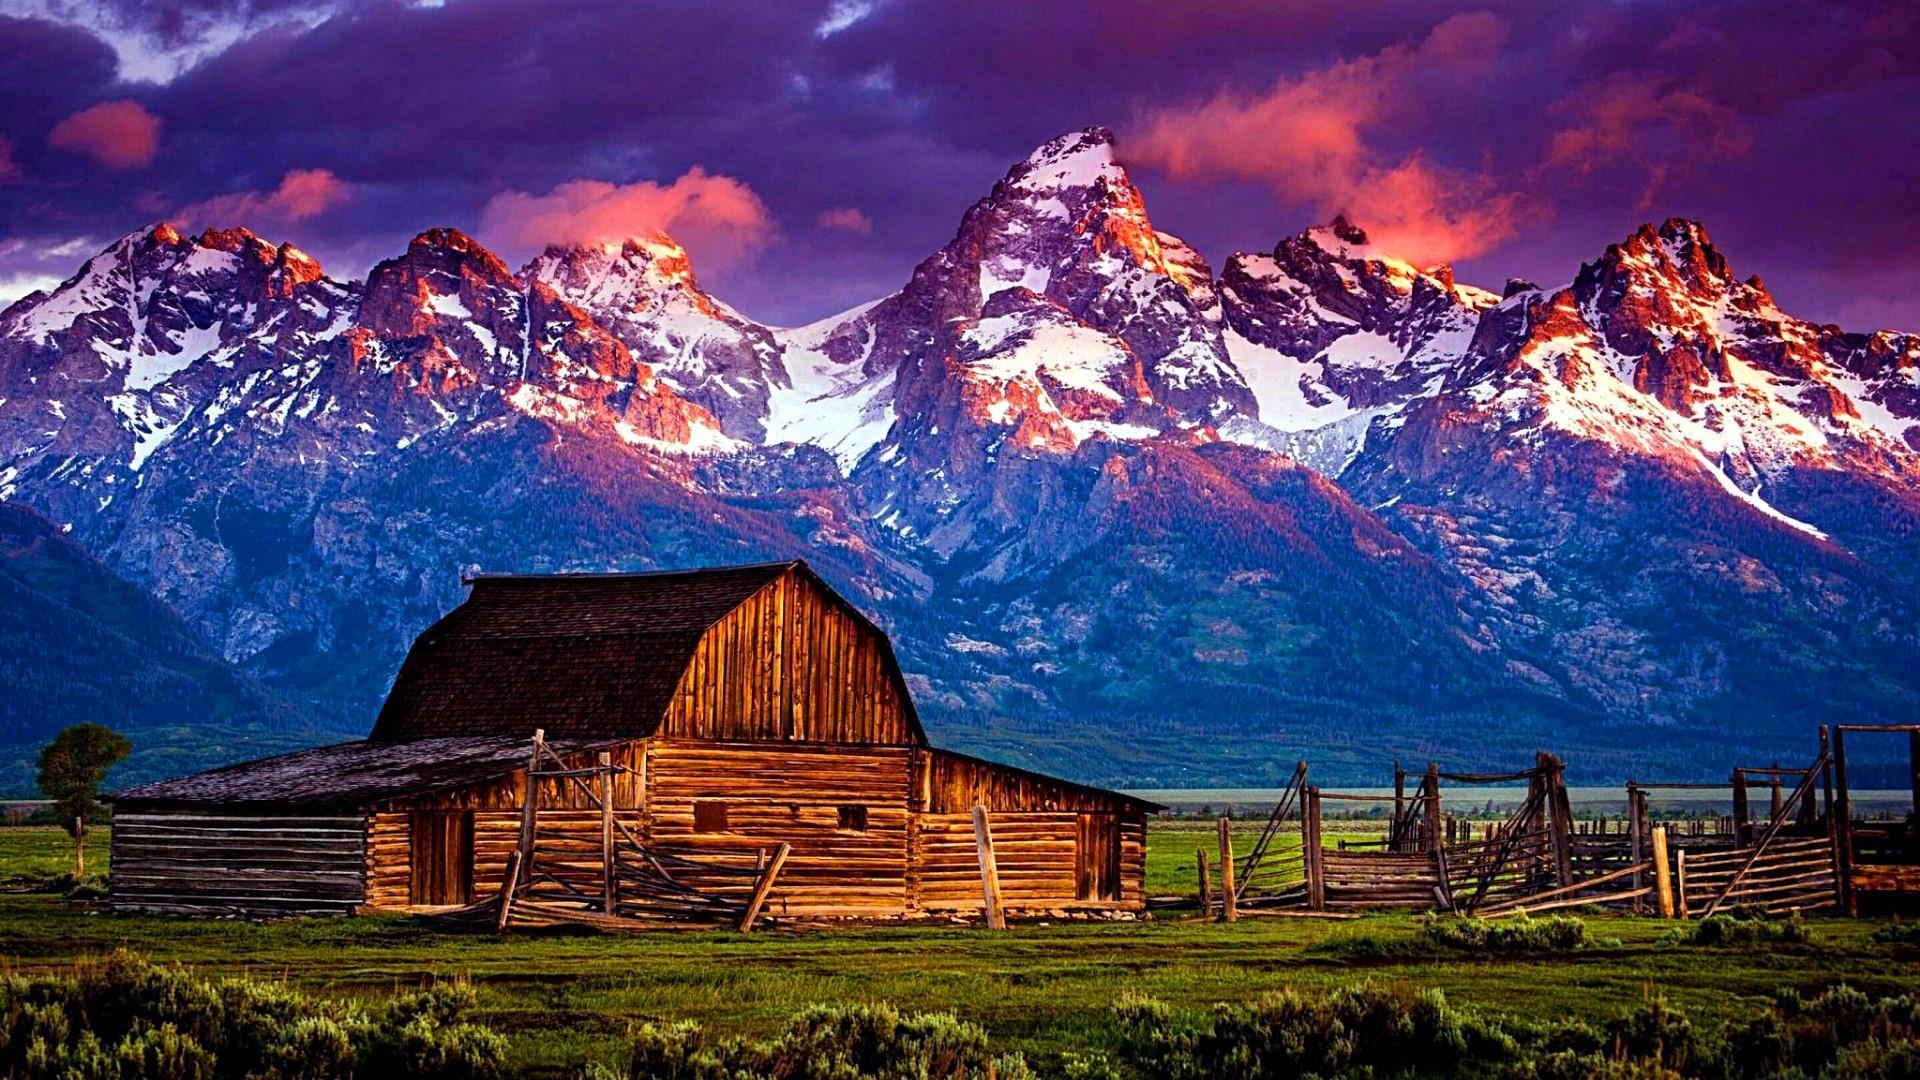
[1126,13,1528,266]
[817,206,873,234]
[175,168,353,226]
[49,100,161,170]
[1541,73,1750,210]
[480,168,773,264]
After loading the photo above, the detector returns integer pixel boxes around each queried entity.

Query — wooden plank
[737,843,791,931]
[973,805,1005,930]
[1218,817,1237,923]
[1652,826,1674,918]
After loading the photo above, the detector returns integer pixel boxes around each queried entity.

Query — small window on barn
[837,805,868,833]
[694,801,729,833]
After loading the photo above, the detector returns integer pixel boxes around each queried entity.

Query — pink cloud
[175,168,353,227]
[480,168,774,264]
[817,206,873,234]
[49,100,161,170]
[1541,74,1750,209]
[1126,13,1529,265]
[0,137,21,184]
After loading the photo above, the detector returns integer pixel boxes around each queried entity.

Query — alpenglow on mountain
[3,127,1917,787]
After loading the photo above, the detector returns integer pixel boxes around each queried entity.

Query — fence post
[1306,788,1326,911]
[1196,849,1211,916]
[598,751,616,915]
[1627,783,1645,914]
[1834,728,1855,916]
[1674,849,1690,919]
[1732,769,1751,847]
[973,805,1006,930]
[1218,816,1237,922]
[1651,825,1674,919]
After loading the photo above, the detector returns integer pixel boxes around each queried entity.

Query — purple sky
[1,0,1916,330]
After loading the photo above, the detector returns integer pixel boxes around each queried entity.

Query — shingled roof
[370,561,797,742]
[113,735,612,809]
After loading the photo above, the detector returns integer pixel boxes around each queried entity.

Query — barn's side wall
[645,739,915,917]
[365,742,647,911]
[110,810,368,915]
[914,750,1148,912]
[660,570,916,745]
[357,739,1147,918]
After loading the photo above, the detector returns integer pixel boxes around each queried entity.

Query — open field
[1,825,1915,1075]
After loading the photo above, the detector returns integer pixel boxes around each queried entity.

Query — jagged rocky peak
[1216,217,1495,450]
[524,232,787,443]
[524,234,707,311]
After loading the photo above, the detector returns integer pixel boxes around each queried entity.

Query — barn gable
[370,561,921,745]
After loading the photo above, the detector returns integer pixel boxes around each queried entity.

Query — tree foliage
[36,723,131,836]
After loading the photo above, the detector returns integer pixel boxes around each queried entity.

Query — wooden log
[598,752,615,915]
[495,850,522,931]
[973,805,1005,930]
[737,843,790,932]
[1733,770,1751,848]
[1651,826,1675,919]
[1196,849,1211,915]
[1675,849,1690,919]
[1834,727,1855,916]
[1305,789,1325,911]
[1218,816,1237,923]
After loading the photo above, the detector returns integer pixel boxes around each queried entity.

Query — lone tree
[37,723,131,878]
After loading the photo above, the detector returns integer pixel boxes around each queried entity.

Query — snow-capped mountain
[1216,216,1499,473]
[3,130,1918,784]
[524,235,786,442]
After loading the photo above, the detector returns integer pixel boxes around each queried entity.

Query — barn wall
[644,740,914,916]
[110,811,368,915]
[364,742,647,911]
[660,570,916,746]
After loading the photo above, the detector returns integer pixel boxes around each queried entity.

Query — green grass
[0,824,99,888]
[0,825,1911,1075]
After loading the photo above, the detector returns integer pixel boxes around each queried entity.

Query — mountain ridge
[3,126,1917,786]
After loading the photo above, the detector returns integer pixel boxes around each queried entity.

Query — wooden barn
[109,562,1156,922]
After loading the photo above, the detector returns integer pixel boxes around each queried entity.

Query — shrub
[1661,908,1810,947]
[1112,983,1515,1079]
[1422,914,1592,952]
[613,1003,1031,1079]
[0,950,506,1080]
[1871,921,1920,945]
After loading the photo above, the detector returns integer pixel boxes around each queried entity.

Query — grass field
[0,825,1913,1075]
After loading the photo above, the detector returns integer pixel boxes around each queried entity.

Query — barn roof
[370,561,806,742]
[111,735,610,809]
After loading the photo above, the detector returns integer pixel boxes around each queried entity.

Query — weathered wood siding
[360,741,1149,918]
[644,740,914,916]
[111,811,368,915]
[364,743,647,911]
[660,569,915,745]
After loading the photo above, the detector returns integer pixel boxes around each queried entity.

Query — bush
[1871,921,1920,945]
[1423,914,1592,952]
[0,949,506,1080]
[1661,908,1810,947]
[1102,983,1920,1080]
[611,1003,1032,1079]
[1112,983,1516,1079]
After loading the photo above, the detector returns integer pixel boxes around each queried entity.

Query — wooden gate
[1678,837,1838,916]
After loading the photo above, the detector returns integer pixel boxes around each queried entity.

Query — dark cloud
[0,0,1916,329]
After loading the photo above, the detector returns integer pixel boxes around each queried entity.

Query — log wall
[363,739,1149,918]
[660,569,916,745]
[644,740,915,916]
[110,811,368,916]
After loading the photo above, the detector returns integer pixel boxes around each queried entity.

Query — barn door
[409,810,474,906]
[1076,813,1121,901]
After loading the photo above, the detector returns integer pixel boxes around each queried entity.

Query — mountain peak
[1595,217,1735,297]
[1004,127,1126,196]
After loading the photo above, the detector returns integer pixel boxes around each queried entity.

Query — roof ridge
[463,559,802,584]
